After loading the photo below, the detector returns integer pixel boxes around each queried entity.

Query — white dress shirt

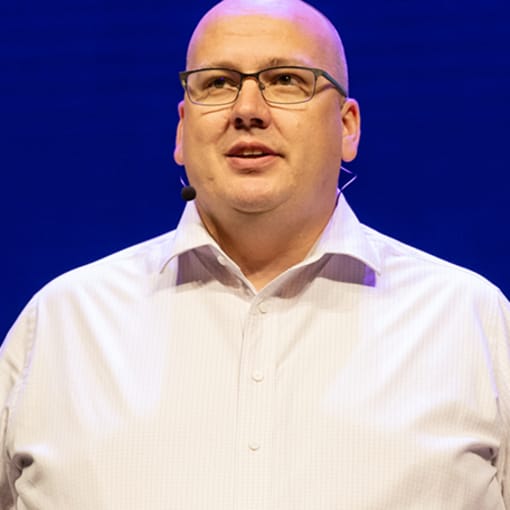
[1,195,509,510]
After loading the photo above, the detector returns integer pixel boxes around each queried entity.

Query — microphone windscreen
[181,185,197,201]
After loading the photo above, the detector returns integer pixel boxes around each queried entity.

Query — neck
[197,202,336,290]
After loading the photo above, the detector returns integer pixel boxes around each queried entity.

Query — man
[1,0,509,508]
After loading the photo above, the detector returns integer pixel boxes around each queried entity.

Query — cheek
[184,109,229,145]
[314,106,343,152]
[297,113,342,160]
[304,123,344,181]
[180,112,229,178]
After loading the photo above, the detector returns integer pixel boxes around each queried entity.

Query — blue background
[1,0,509,340]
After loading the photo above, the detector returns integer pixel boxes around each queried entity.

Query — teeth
[239,150,265,157]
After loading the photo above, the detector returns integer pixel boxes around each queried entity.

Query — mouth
[226,143,279,160]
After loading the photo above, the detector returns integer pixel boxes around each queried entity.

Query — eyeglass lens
[185,67,317,105]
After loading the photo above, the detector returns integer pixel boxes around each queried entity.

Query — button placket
[234,296,275,509]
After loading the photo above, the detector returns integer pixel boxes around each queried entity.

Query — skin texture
[174,0,361,289]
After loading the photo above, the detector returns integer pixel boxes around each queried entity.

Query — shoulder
[36,229,178,303]
[361,223,509,311]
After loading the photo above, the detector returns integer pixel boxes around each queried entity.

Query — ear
[341,98,361,163]
[173,100,185,166]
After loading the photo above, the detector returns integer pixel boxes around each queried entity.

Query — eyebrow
[192,56,314,70]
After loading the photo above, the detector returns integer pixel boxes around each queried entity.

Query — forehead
[187,13,335,70]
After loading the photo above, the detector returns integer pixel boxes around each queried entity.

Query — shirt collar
[160,195,381,275]
[160,201,216,272]
[308,194,381,274]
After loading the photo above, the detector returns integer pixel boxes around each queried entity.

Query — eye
[208,76,228,89]
[274,73,299,86]
[262,68,311,89]
[203,72,238,90]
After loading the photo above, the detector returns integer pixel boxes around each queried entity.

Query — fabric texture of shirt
[1,195,510,510]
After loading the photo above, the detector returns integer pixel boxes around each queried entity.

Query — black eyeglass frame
[179,65,348,106]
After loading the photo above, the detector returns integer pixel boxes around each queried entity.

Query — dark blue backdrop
[2,0,509,340]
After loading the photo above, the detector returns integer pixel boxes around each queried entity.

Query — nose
[230,77,271,130]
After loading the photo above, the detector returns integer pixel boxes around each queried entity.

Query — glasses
[179,65,347,106]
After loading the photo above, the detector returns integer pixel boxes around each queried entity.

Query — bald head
[186,0,349,94]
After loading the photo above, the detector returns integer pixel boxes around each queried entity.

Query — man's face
[174,12,360,223]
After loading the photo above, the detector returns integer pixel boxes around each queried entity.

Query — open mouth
[227,143,278,159]
[231,150,270,158]
[225,142,281,172]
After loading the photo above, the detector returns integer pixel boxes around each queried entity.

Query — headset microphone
[181,185,197,201]
[179,175,197,201]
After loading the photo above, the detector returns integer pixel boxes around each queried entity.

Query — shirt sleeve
[490,289,510,506]
[0,298,38,510]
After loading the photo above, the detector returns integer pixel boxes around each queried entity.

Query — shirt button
[217,255,227,266]
[257,301,269,314]
[249,441,261,451]
[252,371,264,382]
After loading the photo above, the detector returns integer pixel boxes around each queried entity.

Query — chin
[226,184,282,213]
[229,193,281,215]
[232,201,275,215]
